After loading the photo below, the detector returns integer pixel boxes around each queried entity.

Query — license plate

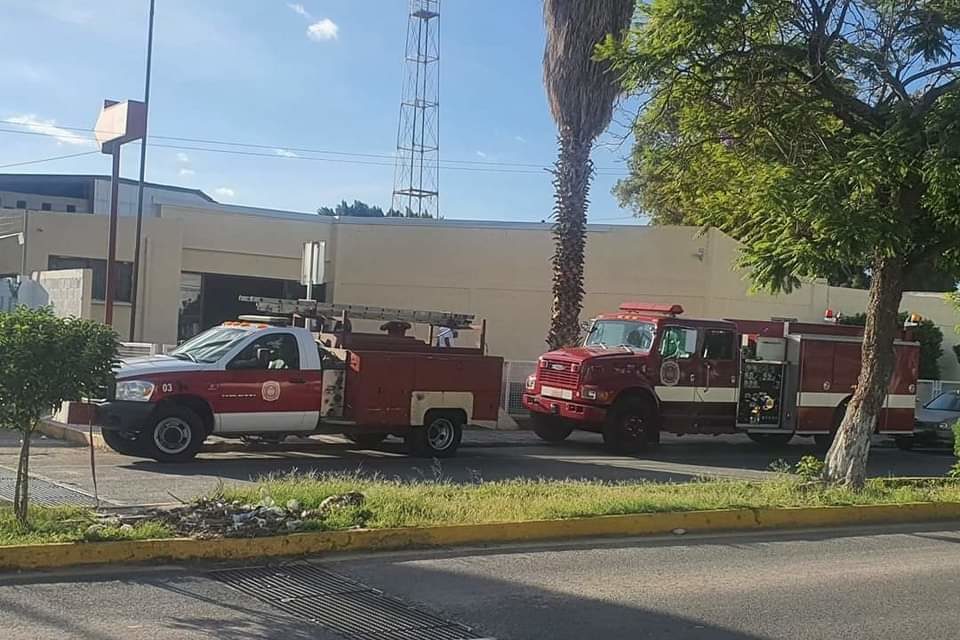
[541,385,573,400]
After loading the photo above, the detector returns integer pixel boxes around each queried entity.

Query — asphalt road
[3,523,960,639]
[0,429,953,506]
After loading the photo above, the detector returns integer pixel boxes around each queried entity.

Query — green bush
[795,455,826,480]
[949,422,960,479]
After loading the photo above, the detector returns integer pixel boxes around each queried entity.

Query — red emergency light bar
[618,302,684,316]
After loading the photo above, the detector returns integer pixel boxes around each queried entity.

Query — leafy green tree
[604,1,960,487]
[542,0,636,349]
[0,308,117,525]
[317,200,432,219]
[840,312,943,379]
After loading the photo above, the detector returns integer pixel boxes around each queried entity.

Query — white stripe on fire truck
[654,386,738,403]
[796,392,915,409]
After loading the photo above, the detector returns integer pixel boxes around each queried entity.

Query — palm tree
[543,0,634,350]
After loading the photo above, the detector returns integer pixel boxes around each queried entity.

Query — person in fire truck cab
[585,319,655,351]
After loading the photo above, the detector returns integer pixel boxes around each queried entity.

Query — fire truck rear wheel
[407,412,463,458]
[532,414,574,442]
[603,397,659,454]
[145,405,205,463]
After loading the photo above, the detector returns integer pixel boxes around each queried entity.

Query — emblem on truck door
[261,381,281,402]
[660,361,681,386]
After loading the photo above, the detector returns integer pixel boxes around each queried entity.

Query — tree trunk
[546,128,593,350]
[824,258,905,488]
[13,428,32,526]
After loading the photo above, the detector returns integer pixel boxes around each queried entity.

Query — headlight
[526,374,537,391]
[938,422,953,432]
[116,380,155,402]
[581,386,598,400]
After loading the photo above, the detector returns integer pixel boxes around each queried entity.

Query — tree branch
[903,61,960,88]
[914,77,960,116]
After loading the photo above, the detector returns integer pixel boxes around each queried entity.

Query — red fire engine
[523,303,920,452]
[94,298,502,462]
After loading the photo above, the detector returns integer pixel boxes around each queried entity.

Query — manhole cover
[0,470,100,507]
[212,563,488,640]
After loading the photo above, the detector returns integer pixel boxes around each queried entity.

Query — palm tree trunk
[824,257,905,488]
[547,128,593,350]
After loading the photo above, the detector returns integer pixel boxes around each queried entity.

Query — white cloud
[287,3,312,19]
[214,187,236,199]
[3,114,92,146]
[274,148,299,158]
[514,135,527,143]
[176,152,190,163]
[475,151,487,158]
[307,18,339,41]
[179,168,196,177]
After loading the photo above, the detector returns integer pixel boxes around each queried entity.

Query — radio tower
[392,0,440,218]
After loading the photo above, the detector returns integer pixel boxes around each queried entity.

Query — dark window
[66,204,76,213]
[48,256,133,303]
[702,330,735,360]
[659,326,698,359]
[41,202,52,211]
[229,333,300,370]
[16,200,26,209]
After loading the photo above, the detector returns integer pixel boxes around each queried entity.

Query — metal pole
[19,210,28,276]
[129,0,156,341]
[104,147,121,326]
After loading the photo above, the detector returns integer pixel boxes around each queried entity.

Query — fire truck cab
[523,303,919,452]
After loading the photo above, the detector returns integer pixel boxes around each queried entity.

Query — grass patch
[222,472,960,531]
[0,505,173,546]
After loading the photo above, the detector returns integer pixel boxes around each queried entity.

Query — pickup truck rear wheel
[407,412,463,458]
[145,406,204,463]
[532,414,574,442]
[603,397,659,454]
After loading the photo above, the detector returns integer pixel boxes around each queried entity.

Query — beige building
[2,180,959,378]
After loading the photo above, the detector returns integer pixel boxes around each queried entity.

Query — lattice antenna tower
[391,0,440,218]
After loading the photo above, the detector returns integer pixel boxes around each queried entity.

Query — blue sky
[0,0,638,222]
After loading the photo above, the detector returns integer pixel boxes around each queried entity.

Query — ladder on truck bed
[239,296,476,329]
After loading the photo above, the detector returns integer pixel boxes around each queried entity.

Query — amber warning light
[618,303,684,316]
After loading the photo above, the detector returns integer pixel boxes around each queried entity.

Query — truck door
[696,328,738,429]
[216,332,317,433]
[655,325,700,432]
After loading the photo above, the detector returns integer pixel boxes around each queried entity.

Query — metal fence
[502,360,536,415]
[117,342,176,359]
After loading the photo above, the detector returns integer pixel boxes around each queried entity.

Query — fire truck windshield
[585,320,655,351]
[169,326,253,363]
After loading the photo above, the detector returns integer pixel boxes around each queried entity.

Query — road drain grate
[0,471,99,507]
[212,563,485,640]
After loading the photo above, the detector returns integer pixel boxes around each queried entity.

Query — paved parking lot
[0,429,953,507]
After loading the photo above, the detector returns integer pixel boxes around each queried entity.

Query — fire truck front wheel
[531,414,574,442]
[144,405,205,463]
[746,432,793,447]
[603,397,659,454]
[407,411,464,458]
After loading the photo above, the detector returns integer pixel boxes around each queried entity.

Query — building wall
[4,206,959,378]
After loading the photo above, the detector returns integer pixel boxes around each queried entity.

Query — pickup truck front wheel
[407,412,463,458]
[144,406,205,463]
[102,429,147,458]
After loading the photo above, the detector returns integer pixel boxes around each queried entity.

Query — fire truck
[523,303,920,452]
[94,298,502,462]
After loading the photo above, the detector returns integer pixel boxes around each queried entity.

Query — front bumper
[93,401,156,432]
[523,393,608,424]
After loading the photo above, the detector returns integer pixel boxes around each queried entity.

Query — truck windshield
[585,320,655,351]
[169,326,253,363]
[925,391,960,411]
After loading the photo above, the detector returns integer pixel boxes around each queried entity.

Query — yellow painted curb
[3,501,960,572]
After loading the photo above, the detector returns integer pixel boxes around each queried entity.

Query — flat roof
[0,174,215,202]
